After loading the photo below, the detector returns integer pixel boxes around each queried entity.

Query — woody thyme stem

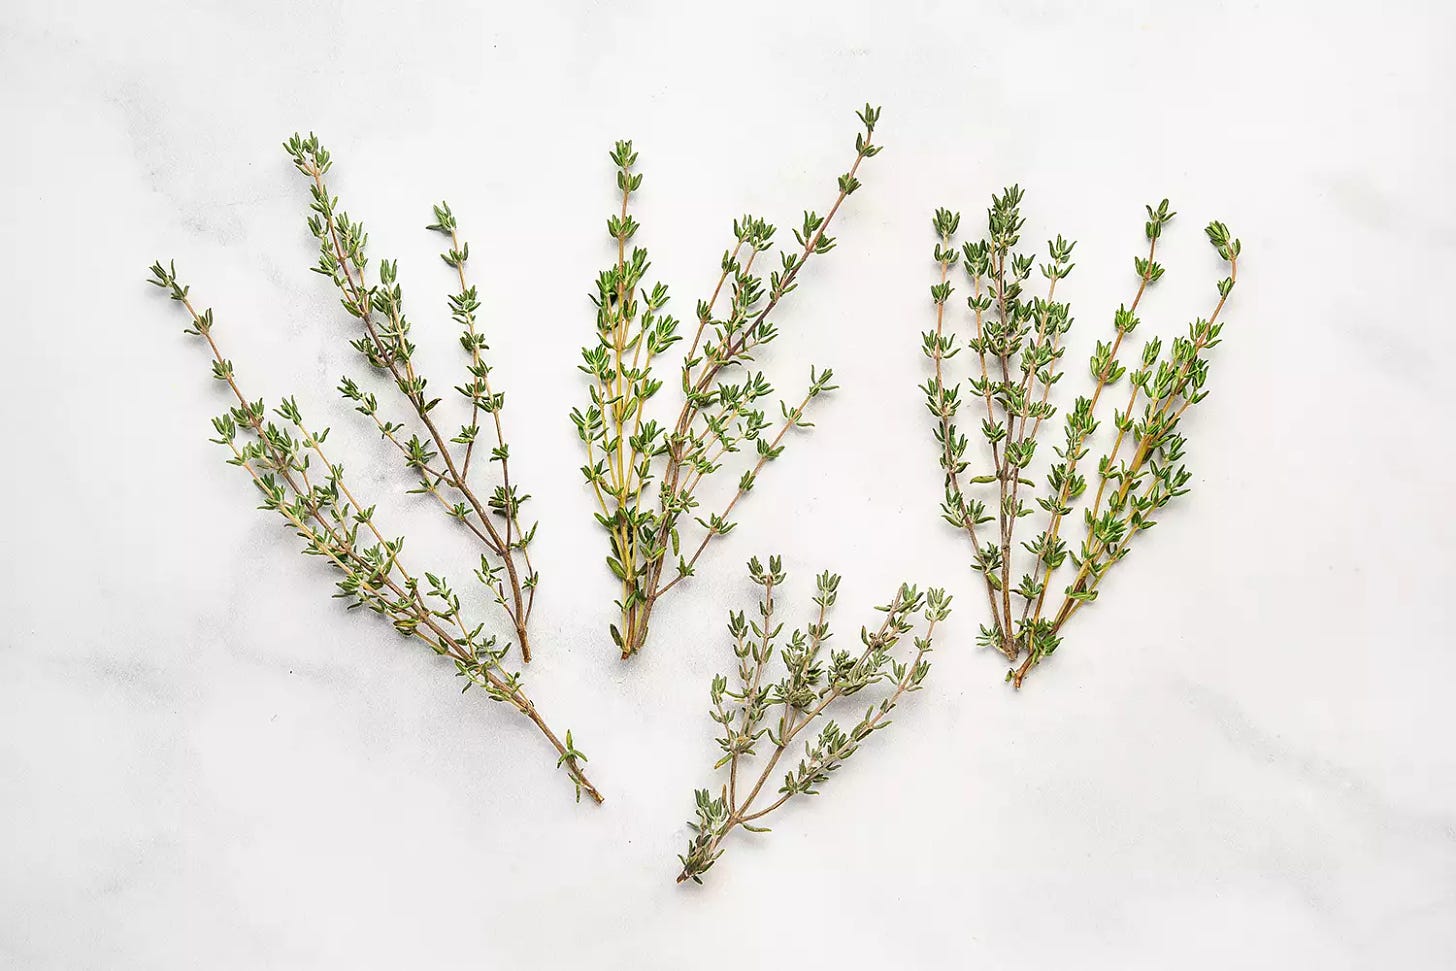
[286,135,539,662]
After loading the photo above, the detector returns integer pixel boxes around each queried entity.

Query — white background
[3,0,1454,967]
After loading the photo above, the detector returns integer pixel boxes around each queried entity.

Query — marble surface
[3,0,1454,967]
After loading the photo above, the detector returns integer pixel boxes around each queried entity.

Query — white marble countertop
[3,0,1453,967]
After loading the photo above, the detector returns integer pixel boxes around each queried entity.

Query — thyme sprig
[573,106,883,659]
[921,192,1240,687]
[284,135,540,662]
[148,261,601,804]
[676,556,950,884]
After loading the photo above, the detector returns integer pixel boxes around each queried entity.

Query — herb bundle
[920,190,1240,687]
[572,106,883,659]
[677,556,950,884]
[148,263,600,804]
[284,135,540,661]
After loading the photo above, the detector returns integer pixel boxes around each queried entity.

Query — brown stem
[930,251,1006,652]
[991,249,1017,656]
[310,168,534,660]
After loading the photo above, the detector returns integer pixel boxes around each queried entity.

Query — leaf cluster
[678,555,950,883]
